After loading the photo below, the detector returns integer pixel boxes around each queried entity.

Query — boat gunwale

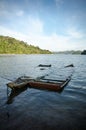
[7,76,71,91]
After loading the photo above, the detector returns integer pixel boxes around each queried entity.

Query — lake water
[0,54,86,130]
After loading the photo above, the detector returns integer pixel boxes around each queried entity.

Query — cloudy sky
[0,0,86,51]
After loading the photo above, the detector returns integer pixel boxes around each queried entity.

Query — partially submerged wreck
[7,76,71,92]
[38,64,51,67]
[7,64,74,92]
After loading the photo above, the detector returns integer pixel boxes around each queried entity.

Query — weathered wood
[65,64,74,68]
[7,76,71,92]
[38,64,51,67]
[29,77,71,91]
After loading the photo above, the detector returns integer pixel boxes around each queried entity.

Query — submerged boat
[28,77,71,91]
[7,64,74,91]
[7,76,71,92]
[38,64,51,67]
[7,76,33,89]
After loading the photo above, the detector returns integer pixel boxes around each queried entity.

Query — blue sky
[0,0,86,51]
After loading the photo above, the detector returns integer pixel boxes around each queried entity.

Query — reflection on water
[6,86,28,104]
[6,84,65,105]
[0,54,86,130]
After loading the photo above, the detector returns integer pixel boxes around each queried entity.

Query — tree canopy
[0,36,51,54]
[81,50,86,55]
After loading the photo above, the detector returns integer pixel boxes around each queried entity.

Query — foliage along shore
[0,35,51,54]
[53,50,86,55]
[81,50,86,55]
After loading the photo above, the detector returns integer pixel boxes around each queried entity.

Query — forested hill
[0,36,51,54]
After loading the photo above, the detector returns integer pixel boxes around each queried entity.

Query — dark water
[0,54,86,130]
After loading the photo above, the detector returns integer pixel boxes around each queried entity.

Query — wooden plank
[40,78,65,82]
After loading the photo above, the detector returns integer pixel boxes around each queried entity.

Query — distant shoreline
[0,53,53,56]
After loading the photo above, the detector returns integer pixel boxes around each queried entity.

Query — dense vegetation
[81,50,86,55]
[0,36,51,54]
[53,50,82,54]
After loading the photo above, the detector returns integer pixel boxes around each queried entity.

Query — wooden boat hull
[29,81,61,91]
[38,64,51,67]
[7,76,32,89]
[7,81,29,89]
[28,78,71,91]
[7,76,71,91]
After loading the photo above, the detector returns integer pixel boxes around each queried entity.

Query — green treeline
[53,50,82,54]
[0,36,51,54]
[81,50,86,55]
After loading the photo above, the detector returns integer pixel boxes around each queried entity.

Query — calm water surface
[0,54,86,130]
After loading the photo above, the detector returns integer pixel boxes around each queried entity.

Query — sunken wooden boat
[7,76,71,91]
[28,77,71,91]
[38,64,51,67]
[7,76,33,89]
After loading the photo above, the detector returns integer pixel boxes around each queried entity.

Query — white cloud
[27,16,44,36]
[28,30,85,51]
[16,10,24,16]
[0,24,85,51]
[0,25,68,51]
[0,26,28,41]
[67,27,83,39]
[15,16,44,37]
[0,16,44,42]
[22,33,70,51]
